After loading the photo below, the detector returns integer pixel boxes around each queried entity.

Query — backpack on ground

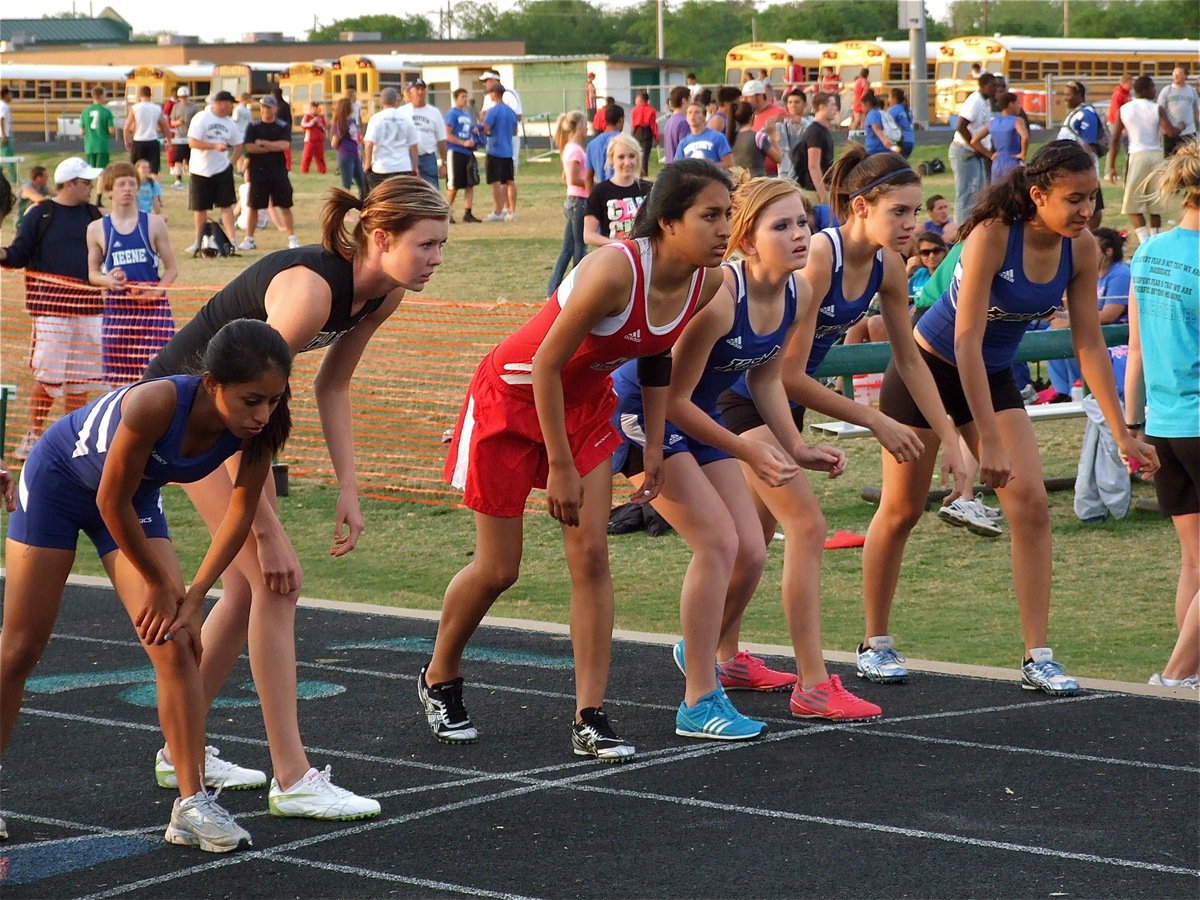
[878,109,903,145]
[197,219,237,258]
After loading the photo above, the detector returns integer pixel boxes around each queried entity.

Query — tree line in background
[306,0,1196,85]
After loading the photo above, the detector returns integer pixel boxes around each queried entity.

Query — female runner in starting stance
[143,176,448,818]
[423,160,734,761]
[713,147,969,690]
[862,140,1159,692]
[615,175,883,734]
[1,320,291,851]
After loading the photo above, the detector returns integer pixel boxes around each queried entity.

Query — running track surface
[1,581,1197,899]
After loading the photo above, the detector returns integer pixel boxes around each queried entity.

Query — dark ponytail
[827,143,920,221]
[203,319,293,464]
[960,139,1095,240]
[632,159,732,240]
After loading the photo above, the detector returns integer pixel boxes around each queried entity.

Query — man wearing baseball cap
[1,157,106,457]
[185,90,242,254]
[1057,78,1105,228]
[401,77,448,189]
[479,70,523,170]
[239,94,298,250]
[168,85,199,189]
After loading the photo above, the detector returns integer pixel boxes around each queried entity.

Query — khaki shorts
[1121,149,1166,216]
[31,315,105,395]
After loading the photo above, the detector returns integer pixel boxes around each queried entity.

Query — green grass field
[1,137,1184,684]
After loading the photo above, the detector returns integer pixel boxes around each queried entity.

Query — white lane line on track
[260,854,547,900]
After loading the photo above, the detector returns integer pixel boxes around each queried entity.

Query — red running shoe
[790,675,882,720]
[717,651,797,692]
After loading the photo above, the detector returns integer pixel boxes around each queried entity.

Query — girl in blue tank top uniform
[1123,144,1200,689]
[713,146,969,707]
[1,320,293,852]
[615,177,882,729]
[864,141,1159,696]
[87,162,178,386]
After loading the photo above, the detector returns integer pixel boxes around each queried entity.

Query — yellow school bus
[1,64,128,138]
[278,62,336,129]
[125,64,213,104]
[935,36,1200,124]
[724,41,830,89]
[210,62,289,101]
[331,55,424,119]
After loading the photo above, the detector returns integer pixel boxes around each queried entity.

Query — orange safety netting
[1,270,547,508]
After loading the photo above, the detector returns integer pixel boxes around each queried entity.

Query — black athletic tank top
[145,246,389,377]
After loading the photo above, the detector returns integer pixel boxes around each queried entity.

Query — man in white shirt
[401,78,448,189]
[124,85,169,175]
[1157,67,1199,156]
[186,90,243,254]
[948,72,999,224]
[363,86,420,194]
[479,71,523,170]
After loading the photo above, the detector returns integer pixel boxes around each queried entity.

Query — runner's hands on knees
[137,581,184,646]
[635,448,665,505]
[331,488,364,557]
[546,460,583,527]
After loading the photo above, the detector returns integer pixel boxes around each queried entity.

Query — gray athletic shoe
[164,790,252,853]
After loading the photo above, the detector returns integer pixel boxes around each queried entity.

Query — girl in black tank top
[147,178,449,816]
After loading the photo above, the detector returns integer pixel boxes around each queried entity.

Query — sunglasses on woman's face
[919,247,945,257]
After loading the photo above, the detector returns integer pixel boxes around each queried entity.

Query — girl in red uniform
[422,160,734,762]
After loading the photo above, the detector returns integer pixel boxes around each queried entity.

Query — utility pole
[446,0,454,40]
[1063,0,1070,37]
[982,0,990,33]
[899,0,928,128]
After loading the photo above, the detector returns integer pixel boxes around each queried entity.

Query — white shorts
[31,315,105,395]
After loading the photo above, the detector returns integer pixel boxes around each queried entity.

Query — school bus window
[768,67,785,83]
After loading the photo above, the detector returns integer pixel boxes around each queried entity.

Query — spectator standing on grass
[585,102,624,191]
[479,71,523,170]
[948,72,999,225]
[239,95,299,252]
[81,86,115,174]
[730,101,780,177]
[423,161,733,761]
[791,91,837,206]
[630,91,659,177]
[134,158,163,218]
[850,68,870,130]
[401,78,448,190]
[444,88,480,223]
[330,96,365,198]
[233,92,253,134]
[87,161,177,387]
[585,72,598,124]
[2,156,106,460]
[1157,67,1198,157]
[1109,74,1133,133]
[860,141,1159,695]
[363,87,419,195]
[971,92,1028,183]
[888,88,915,159]
[547,110,589,296]
[675,98,732,168]
[662,85,691,164]
[1057,80,1106,230]
[583,134,650,248]
[141,177,447,822]
[0,86,14,181]
[862,91,899,156]
[124,85,168,176]
[1123,143,1200,689]
[168,87,199,190]
[1,157,105,459]
[270,86,293,172]
[775,90,811,182]
[747,79,785,175]
[1107,76,1178,246]
[300,102,328,175]
[185,90,242,256]
[482,84,519,222]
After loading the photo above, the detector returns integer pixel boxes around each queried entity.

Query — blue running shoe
[672,640,686,676]
[1021,648,1079,695]
[675,688,767,741]
[856,635,909,684]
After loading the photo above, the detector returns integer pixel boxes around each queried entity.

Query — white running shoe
[971,497,1004,521]
[184,241,199,254]
[937,497,1003,537]
[482,211,506,222]
[237,236,257,251]
[287,235,301,249]
[268,766,381,820]
[164,790,252,853]
[156,746,267,790]
[1149,673,1200,689]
